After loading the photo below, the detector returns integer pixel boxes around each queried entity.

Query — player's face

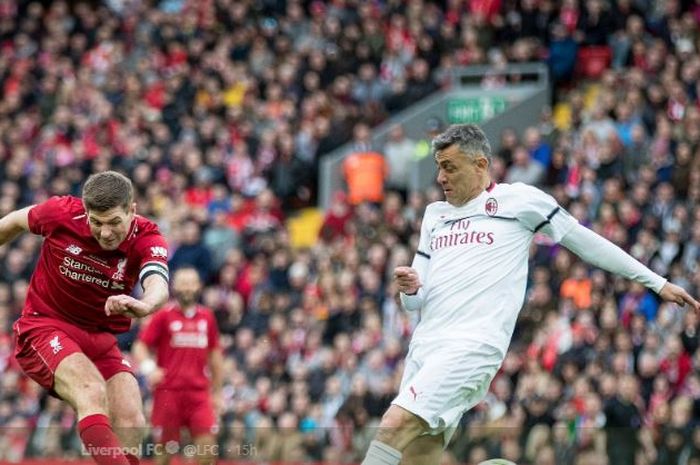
[172,268,202,307]
[87,204,136,250]
[435,144,488,206]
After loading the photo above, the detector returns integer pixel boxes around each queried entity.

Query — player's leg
[187,391,220,465]
[192,434,218,465]
[92,332,145,465]
[106,372,146,451]
[54,353,134,465]
[374,405,430,449]
[361,405,425,465]
[151,389,182,465]
[361,346,428,465]
[14,319,134,465]
[53,352,109,418]
[401,434,444,465]
[363,343,500,465]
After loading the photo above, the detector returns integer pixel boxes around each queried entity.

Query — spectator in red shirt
[659,336,692,394]
[320,191,353,242]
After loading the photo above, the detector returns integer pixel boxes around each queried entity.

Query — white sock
[361,440,402,465]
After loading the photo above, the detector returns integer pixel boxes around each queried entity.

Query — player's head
[432,124,492,206]
[82,171,136,251]
[172,267,202,308]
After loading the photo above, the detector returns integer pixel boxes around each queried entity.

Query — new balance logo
[66,244,82,255]
[121,359,131,368]
[49,336,63,354]
[150,246,168,259]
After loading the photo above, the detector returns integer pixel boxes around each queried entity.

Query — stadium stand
[1,0,700,464]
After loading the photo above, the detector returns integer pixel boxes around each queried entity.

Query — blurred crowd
[1,0,700,464]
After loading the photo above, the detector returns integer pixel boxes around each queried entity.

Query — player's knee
[380,407,422,431]
[114,407,146,430]
[77,380,108,410]
[377,407,425,446]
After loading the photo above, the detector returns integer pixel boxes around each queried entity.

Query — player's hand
[105,295,153,318]
[212,392,224,416]
[659,282,700,311]
[148,368,165,388]
[394,266,422,295]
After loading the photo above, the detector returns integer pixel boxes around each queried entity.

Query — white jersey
[408,182,578,355]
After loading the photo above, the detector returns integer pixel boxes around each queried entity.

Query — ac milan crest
[485,198,498,216]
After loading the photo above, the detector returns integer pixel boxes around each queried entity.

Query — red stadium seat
[575,46,612,79]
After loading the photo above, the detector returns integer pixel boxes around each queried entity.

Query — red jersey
[25,196,169,333]
[138,304,219,391]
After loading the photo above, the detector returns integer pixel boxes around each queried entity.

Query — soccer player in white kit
[360,124,700,465]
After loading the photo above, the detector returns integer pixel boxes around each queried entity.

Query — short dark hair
[82,171,134,212]
[172,265,203,283]
[431,124,492,162]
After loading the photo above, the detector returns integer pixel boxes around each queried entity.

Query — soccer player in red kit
[5,171,170,465]
[133,267,223,465]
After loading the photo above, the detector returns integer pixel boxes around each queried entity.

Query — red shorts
[13,315,133,392]
[151,389,218,443]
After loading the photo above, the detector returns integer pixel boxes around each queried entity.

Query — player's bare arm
[394,266,422,295]
[105,274,169,318]
[209,348,224,414]
[0,206,32,245]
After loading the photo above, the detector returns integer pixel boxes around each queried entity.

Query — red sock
[78,414,130,465]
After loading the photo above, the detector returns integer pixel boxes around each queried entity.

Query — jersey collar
[183,306,198,319]
[117,218,138,253]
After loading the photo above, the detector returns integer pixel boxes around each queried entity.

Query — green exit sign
[447,97,508,124]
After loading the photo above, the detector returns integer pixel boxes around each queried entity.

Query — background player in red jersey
[3,171,170,465]
[133,267,223,465]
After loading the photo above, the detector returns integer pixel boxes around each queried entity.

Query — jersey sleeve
[132,230,170,287]
[415,204,434,260]
[400,204,434,312]
[513,183,579,242]
[208,311,220,350]
[28,196,76,236]
[139,311,166,348]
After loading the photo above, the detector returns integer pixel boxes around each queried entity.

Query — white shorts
[392,340,502,445]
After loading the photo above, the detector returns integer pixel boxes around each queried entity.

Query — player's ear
[475,156,489,172]
[130,202,137,216]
